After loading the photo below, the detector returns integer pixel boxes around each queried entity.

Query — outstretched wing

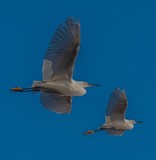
[42,17,80,81]
[105,129,124,136]
[40,92,72,114]
[105,88,128,121]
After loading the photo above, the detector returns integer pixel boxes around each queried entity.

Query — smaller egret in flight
[10,17,100,114]
[84,88,143,136]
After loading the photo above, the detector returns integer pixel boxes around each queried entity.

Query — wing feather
[40,92,72,114]
[105,88,128,121]
[105,129,124,136]
[42,17,80,81]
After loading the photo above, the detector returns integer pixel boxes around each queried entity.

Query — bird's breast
[68,84,86,96]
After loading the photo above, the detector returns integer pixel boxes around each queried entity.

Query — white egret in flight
[84,88,143,136]
[11,17,100,114]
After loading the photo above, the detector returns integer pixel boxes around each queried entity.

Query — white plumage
[11,17,100,114]
[84,88,143,136]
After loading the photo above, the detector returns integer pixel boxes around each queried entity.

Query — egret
[10,17,100,114]
[84,88,143,136]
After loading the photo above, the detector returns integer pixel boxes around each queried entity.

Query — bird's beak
[135,121,144,124]
[88,83,102,87]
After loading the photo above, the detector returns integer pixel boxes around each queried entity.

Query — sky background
[0,0,156,159]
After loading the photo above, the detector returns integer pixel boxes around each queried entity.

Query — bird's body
[32,79,86,96]
[84,88,143,136]
[103,117,134,130]
[11,17,99,114]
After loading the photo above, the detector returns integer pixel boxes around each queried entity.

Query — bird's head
[130,120,144,124]
[78,81,101,88]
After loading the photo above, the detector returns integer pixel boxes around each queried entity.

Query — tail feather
[32,81,42,88]
[105,116,111,124]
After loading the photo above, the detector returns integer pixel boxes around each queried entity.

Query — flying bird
[10,17,100,114]
[84,88,143,136]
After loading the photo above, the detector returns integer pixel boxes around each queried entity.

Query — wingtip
[65,17,80,25]
[113,88,127,95]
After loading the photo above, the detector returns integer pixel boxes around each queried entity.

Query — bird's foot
[84,130,95,135]
[10,87,23,92]
[10,87,39,92]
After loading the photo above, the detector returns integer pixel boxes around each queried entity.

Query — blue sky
[0,0,156,159]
